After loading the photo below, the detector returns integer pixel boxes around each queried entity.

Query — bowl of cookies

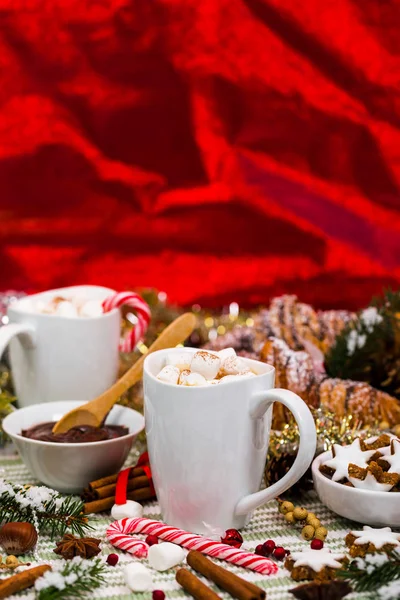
[312,433,400,527]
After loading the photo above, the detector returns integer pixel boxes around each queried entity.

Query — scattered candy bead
[145,535,159,547]
[308,518,321,530]
[277,501,328,542]
[273,547,286,561]
[106,553,119,566]
[153,591,166,600]
[293,507,308,521]
[263,540,276,555]
[315,527,328,541]
[310,539,324,550]
[279,501,294,515]
[255,544,266,556]
[220,529,243,548]
[306,513,317,525]
[301,525,315,541]
[284,512,295,524]
[5,556,18,568]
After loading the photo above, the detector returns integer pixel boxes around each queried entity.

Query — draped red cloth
[1,0,399,309]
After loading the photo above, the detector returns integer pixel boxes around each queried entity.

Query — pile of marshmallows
[27,295,103,318]
[156,348,256,386]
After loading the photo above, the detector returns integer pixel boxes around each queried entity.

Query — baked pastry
[345,526,400,558]
[284,548,348,581]
[347,461,399,492]
[254,295,353,353]
[319,435,400,491]
[260,337,400,428]
[319,439,375,482]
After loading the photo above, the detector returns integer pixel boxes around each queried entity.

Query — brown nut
[0,522,38,555]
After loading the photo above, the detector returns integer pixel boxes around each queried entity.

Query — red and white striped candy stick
[106,519,149,557]
[106,517,278,575]
[103,291,151,353]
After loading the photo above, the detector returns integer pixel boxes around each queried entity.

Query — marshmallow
[190,351,221,380]
[124,562,153,591]
[156,365,180,385]
[148,542,186,571]
[219,355,250,376]
[218,347,237,361]
[219,373,256,384]
[111,500,143,521]
[165,352,192,372]
[79,299,103,318]
[55,301,78,318]
[178,370,208,386]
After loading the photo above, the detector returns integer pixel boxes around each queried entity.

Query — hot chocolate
[22,422,129,443]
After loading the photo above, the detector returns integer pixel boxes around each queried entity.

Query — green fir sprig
[325,289,400,398]
[0,479,91,539]
[338,550,400,594]
[35,556,106,600]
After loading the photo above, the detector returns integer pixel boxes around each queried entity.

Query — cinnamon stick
[90,476,150,500]
[187,551,265,600]
[176,568,222,600]
[89,467,145,490]
[83,487,155,514]
[0,564,51,599]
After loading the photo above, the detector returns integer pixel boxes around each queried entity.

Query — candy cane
[103,292,151,352]
[106,518,277,575]
[106,519,149,558]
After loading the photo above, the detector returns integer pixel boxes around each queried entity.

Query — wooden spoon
[52,312,197,434]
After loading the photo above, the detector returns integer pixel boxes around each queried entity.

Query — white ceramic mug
[144,348,316,533]
[0,285,120,407]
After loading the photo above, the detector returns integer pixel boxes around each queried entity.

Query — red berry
[255,544,266,556]
[263,540,276,555]
[221,529,243,548]
[153,592,165,600]
[145,534,159,546]
[311,539,324,550]
[106,553,119,566]
[273,546,286,561]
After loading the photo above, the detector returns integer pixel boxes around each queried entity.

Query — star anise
[289,580,352,600]
[53,533,101,560]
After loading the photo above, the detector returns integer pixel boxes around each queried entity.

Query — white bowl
[2,401,145,494]
[312,451,400,527]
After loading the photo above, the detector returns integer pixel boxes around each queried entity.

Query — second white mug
[0,285,120,407]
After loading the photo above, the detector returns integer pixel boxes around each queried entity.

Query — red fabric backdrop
[1,0,400,309]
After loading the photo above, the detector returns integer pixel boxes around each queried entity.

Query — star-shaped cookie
[385,440,400,474]
[289,548,346,571]
[321,439,375,482]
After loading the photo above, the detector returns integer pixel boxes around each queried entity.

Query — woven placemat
[0,450,371,600]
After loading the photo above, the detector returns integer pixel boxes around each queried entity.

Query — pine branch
[0,479,91,539]
[338,550,400,593]
[35,556,106,600]
[324,289,400,398]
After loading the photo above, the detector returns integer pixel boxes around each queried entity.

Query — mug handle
[234,388,316,516]
[0,324,36,358]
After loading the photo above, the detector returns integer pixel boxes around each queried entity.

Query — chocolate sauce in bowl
[21,421,129,443]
